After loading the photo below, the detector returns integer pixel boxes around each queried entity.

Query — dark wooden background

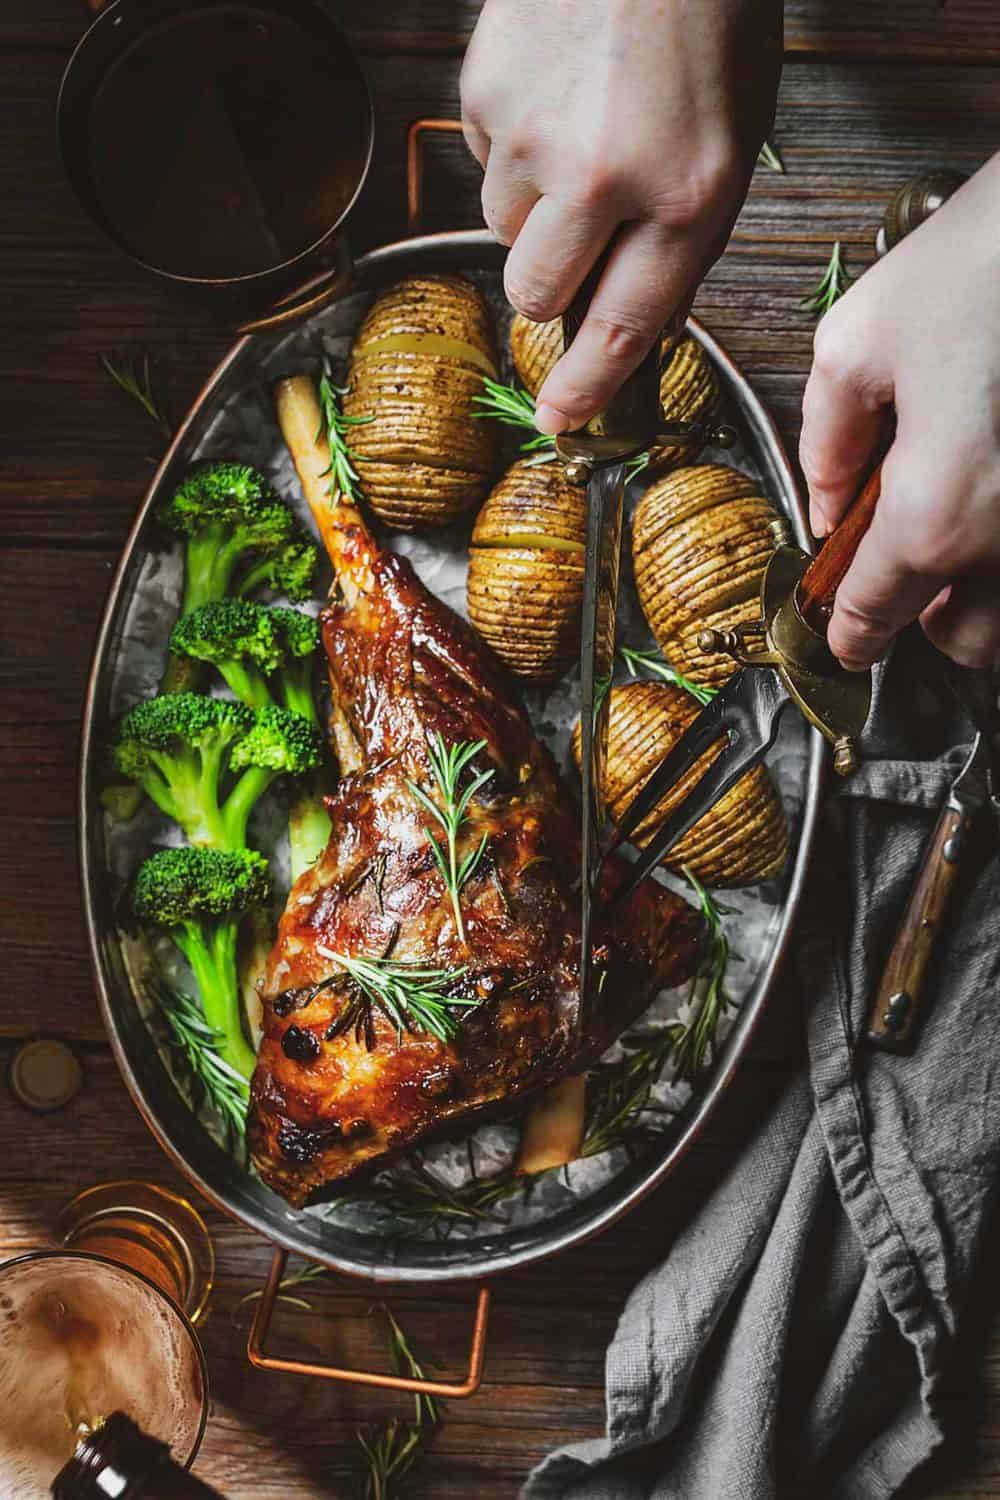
[3,2,1000,1494]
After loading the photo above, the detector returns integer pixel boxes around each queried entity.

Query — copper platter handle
[235,236,354,336]
[407,118,470,234]
[247,1248,491,1399]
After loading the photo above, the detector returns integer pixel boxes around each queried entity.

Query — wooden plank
[0,1044,796,1497]
[3,0,1000,61]
[3,54,999,544]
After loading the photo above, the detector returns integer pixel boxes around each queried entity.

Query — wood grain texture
[4,54,999,543]
[3,9,1000,1497]
[4,0,1000,60]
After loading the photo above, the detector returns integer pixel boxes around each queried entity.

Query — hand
[800,155,1000,671]
[461,0,783,433]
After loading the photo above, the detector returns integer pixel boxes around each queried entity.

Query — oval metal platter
[80,230,823,1285]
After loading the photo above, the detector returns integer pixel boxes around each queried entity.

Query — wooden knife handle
[797,464,883,632]
[865,800,973,1052]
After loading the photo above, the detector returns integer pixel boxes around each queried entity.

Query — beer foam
[0,1257,204,1498]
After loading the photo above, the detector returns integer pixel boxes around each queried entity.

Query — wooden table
[3,2,1000,1494]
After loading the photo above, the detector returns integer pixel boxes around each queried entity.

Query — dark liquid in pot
[86,5,368,280]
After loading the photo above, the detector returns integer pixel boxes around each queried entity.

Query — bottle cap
[8,1039,83,1113]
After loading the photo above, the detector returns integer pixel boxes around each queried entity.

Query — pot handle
[407,118,471,235]
[247,1248,491,1399]
[235,235,354,336]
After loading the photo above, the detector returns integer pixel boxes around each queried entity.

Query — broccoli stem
[220,764,278,851]
[281,660,319,725]
[288,777,332,883]
[161,653,202,696]
[180,526,248,617]
[215,660,273,712]
[172,918,257,1080]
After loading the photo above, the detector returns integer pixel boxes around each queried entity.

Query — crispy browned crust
[249,549,700,1205]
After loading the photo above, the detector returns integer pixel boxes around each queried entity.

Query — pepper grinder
[875,169,968,256]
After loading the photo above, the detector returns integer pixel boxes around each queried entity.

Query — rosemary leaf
[317,359,373,504]
[315,947,479,1045]
[619,646,716,706]
[353,1153,523,1234]
[671,868,736,1081]
[235,1261,330,1316]
[801,241,852,319]
[408,734,495,948]
[352,1307,442,1500]
[757,139,785,174]
[155,982,248,1143]
[99,351,172,439]
[471,377,555,453]
[581,1025,683,1158]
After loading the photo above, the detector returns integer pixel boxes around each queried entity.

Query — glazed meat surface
[249,382,700,1207]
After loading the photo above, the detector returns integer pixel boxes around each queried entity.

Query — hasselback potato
[343,275,500,530]
[509,313,719,470]
[468,458,586,683]
[632,464,777,689]
[573,681,787,887]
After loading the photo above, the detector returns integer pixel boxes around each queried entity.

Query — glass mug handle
[235,234,354,336]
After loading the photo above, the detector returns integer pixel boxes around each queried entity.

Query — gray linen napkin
[526,637,1000,1500]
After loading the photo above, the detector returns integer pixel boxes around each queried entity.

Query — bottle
[51,1413,226,1499]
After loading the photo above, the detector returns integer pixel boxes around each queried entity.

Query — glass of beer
[57,0,374,332]
[0,1184,211,1499]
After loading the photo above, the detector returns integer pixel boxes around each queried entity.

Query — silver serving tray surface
[80,231,823,1284]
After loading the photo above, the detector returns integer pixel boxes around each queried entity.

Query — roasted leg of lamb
[248,376,700,1206]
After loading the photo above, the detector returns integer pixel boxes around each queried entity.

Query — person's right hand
[460,0,783,434]
[799,154,1000,671]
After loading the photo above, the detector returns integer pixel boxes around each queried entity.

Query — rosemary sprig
[352,1307,441,1500]
[315,947,478,1045]
[473,377,650,480]
[408,735,495,948]
[235,1261,330,1316]
[472,377,555,453]
[155,983,248,1142]
[620,646,716,706]
[354,1153,523,1234]
[757,139,785,174]
[671,869,735,1081]
[317,359,373,504]
[581,1025,683,1159]
[801,241,852,319]
[99,351,171,439]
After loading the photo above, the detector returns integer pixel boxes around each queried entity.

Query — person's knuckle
[589,310,652,367]
[653,144,739,231]
[504,267,559,321]
[811,307,863,389]
[834,591,894,649]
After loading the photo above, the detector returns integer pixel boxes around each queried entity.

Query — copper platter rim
[78,230,824,1289]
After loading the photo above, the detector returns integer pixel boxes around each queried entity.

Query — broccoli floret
[133,846,270,1079]
[113,694,254,848]
[219,704,324,850]
[229,705,329,881]
[236,537,320,605]
[114,694,322,852]
[169,602,321,724]
[158,461,318,618]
